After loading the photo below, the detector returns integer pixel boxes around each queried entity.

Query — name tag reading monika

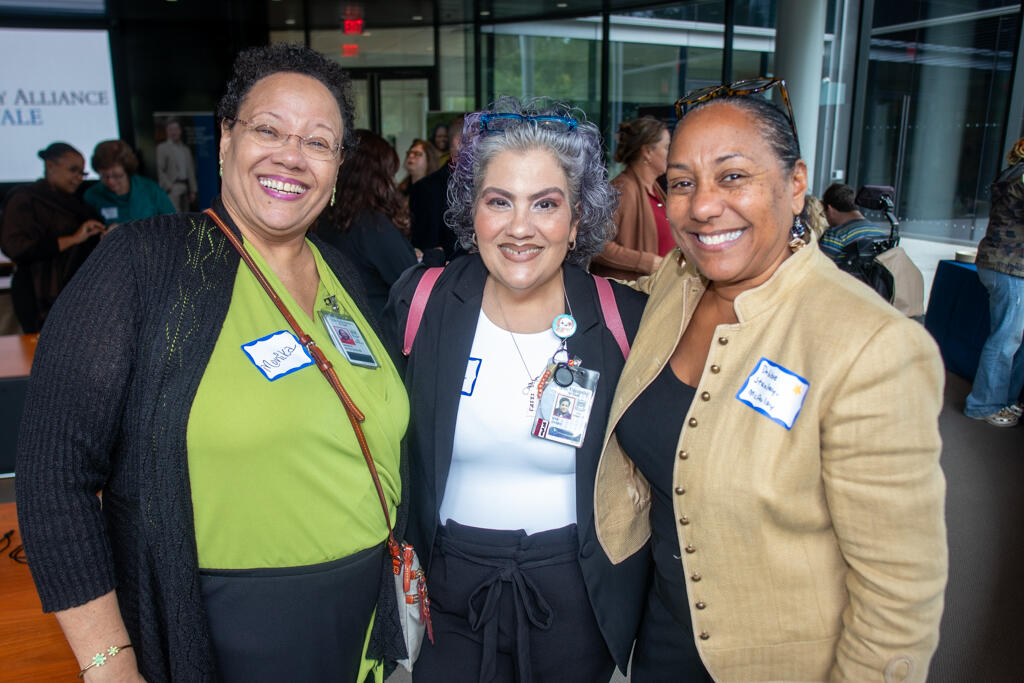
[735,357,809,430]
[242,330,314,381]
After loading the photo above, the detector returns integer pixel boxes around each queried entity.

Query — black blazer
[384,254,651,672]
[408,164,458,259]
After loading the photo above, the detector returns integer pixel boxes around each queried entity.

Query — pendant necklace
[493,276,576,397]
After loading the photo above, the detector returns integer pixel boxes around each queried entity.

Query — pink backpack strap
[403,267,443,356]
[592,274,630,360]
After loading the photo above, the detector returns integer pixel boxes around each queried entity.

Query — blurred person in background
[318,129,418,317]
[590,116,671,280]
[410,113,465,260]
[964,137,1024,427]
[157,118,198,212]
[0,142,105,333]
[398,138,440,200]
[84,139,175,228]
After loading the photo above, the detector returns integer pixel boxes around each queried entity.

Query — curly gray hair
[445,97,617,266]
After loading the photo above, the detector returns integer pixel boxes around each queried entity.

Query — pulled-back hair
[217,43,356,154]
[685,94,801,173]
[321,129,409,234]
[91,140,139,175]
[446,96,616,266]
[613,116,668,165]
[38,142,80,163]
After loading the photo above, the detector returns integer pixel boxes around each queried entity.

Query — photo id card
[241,330,314,381]
[531,365,600,447]
[318,310,379,369]
[735,357,809,430]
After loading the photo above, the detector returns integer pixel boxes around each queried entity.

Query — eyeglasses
[480,113,579,134]
[228,118,344,162]
[674,77,799,146]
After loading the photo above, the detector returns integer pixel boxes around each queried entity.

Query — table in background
[924,260,990,380]
[0,502,79,680]
[1,334,36,476]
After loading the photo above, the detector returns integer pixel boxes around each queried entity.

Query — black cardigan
[15,201,388,682]
[384,254,652,672]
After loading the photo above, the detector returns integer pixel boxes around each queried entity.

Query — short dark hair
[216,43,356,155]
[684,95,801,173]
[38,142,80,163]
[822,183,857,212]
[613,116,668,165]
[91,140,139,175]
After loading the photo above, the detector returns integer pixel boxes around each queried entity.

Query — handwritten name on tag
[241,330,314,381]
[735,357,809,430]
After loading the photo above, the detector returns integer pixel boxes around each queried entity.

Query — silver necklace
[493,273,574,395]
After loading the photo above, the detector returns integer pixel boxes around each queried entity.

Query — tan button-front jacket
[594,241,948,682]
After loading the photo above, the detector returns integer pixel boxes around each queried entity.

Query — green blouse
[187,239,407,570]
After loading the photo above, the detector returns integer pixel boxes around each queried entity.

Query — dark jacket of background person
[976,160,1024,277]
[408,164,457,259]
[15,206,379,682]
[83,175,176,226]
[0,179,101,333]
[384,254,651,672]
[319,208,416,316]
[590,166,664,280]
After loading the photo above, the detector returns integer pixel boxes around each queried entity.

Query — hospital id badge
[531,364,599,448]
[318,310,379,369]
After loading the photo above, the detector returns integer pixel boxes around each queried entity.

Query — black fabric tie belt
[439,534,577,683]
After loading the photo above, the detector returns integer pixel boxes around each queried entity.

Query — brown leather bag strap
[203,208,397,545]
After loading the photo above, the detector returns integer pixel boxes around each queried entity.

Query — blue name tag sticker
[462,357,482,395]
[241,330,314,381]
[735,357,809,430]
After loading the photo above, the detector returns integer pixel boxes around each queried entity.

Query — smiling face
[474,147,578,299]
[665,102,806,294]
[219,72,343,246]
[46,151,86,194]
[405,143,427,179]
[99,164,130,196]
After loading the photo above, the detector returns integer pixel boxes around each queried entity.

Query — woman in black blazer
[386,97,649,683]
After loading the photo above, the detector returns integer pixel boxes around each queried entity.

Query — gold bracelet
[77,644,133,679]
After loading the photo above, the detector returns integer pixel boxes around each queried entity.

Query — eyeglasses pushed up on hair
[674,77,799,146]
[480,113,579,135]
[227,118,344,162]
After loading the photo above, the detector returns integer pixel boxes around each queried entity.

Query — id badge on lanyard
[318,295,379,369]
[528,312,599,447]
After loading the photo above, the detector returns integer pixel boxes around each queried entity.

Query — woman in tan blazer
[594,83,947,682]
[591,116,671,280]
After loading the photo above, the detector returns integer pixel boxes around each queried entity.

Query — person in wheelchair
[819,182,890,265]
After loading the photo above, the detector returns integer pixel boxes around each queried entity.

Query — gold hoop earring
[567,239,576,252]
[218,158,223,178]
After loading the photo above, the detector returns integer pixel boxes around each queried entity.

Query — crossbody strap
[203,208,397,549]
[592,274,630,360]
[402,266,443,356]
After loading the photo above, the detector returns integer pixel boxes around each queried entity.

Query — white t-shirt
[438,309,578,534]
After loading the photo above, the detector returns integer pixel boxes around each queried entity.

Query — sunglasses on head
[480,113,579,135]
[674,77,799,146]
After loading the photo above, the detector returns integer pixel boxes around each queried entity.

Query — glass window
[439,23,475,112]
[855,3,1020,242]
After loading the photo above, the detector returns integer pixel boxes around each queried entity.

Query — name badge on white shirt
[463,357,482,395]
[735,357,809,430]
[241,330,314,381]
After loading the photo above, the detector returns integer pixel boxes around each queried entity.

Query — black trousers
[199,543,383,682]
[413,521,615,683]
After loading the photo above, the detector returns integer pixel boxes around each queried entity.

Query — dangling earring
[330,186,336,207]
[218,157,223,178]
[789,215,807,253]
